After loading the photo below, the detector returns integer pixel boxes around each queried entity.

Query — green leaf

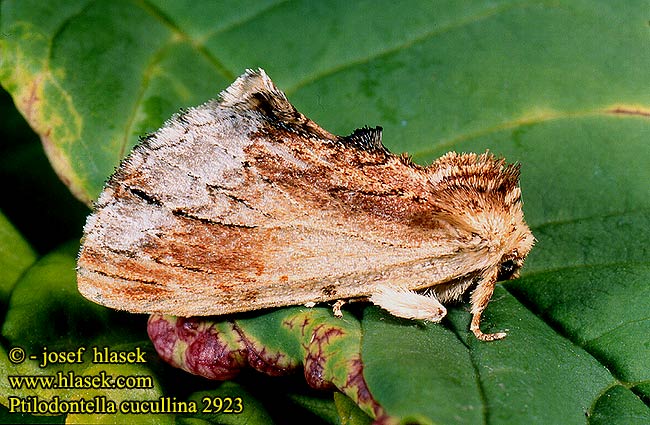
[333,392,373,425]
[148,308,380,419]
[447,288,613,424]
[184,382,274,425]
[0,210,36,305]
[361,307,482,425]
[2,242,112,352]
[288,392,341,425]
[0,242,174,424]
[588,385,650,425]
[64,362,171,425]
[2,1,650,424]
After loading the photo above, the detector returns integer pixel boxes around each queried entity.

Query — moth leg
[332,300,346,318]
[470,272,507,341]
[369,284,447,322]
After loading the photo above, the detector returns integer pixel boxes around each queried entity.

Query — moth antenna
[369,285,447,322]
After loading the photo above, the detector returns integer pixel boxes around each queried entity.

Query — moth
[77,69,534,341]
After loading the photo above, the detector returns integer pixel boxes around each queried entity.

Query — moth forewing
[77,68,534,342]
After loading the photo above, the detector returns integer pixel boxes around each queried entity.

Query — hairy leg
[470,271,506,341]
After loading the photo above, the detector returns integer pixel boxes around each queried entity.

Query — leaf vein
[529,208,650,232]
[136,0,233,78]
[284,2,538,96]
[197,0,291,42]
[584,317,650,347]
[520,260,650,279]
[411,108,650,161]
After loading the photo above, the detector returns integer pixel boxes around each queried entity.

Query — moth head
[497,256,521,281]
[496,226,534,281]
[426,151,535,281]
[494,197,535,282]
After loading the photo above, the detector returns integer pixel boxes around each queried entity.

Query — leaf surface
[1,1,649,423]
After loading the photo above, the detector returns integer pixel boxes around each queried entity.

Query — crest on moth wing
[77,68,534,341]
